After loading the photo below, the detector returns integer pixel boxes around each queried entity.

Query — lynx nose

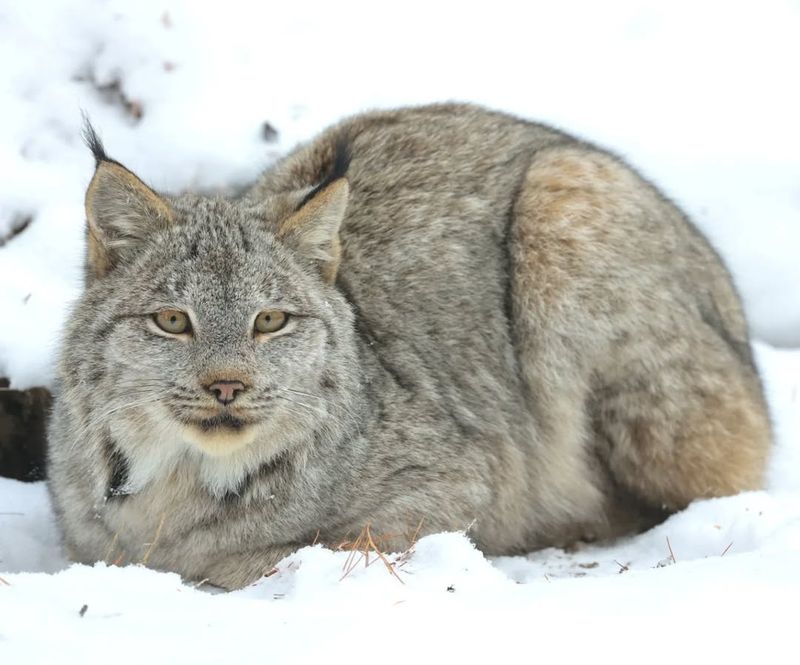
[206,380,246,405]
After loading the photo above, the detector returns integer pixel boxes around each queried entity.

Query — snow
[1,1,799,662]
[3,479,800,662]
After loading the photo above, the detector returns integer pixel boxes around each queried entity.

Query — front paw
[201,547,294,590]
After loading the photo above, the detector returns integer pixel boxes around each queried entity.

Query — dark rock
[92,77,144,124]
[0,381,51,481]
[0,213,32,247]
[261,121,279,143]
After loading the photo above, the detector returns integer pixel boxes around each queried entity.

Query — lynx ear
[277,178,349,283]
[82,124,174,280]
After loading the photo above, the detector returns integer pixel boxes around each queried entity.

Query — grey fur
[48,103,771,589]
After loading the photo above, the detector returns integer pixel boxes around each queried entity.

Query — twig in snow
[666,536,677,564]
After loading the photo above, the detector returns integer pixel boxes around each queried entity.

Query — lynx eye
[154,309,191,335]
[255,310,288,334]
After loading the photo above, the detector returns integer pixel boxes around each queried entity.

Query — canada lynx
[48,104,771,589]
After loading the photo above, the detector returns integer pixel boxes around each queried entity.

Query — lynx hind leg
[594,339,771,511]
[510,144,771,518]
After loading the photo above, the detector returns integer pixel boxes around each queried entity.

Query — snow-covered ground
[1,1,799,662]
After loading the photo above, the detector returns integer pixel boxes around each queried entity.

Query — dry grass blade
[339,528,367,580]
[104,533,119,564]
[408,516,424,546]
[140,513,166,566]
[337,523,407,584]
[394,518,425,569]
[364,525,404,585]
[666,536,677,563]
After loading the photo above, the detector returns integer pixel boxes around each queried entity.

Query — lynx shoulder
[47,103,771,589]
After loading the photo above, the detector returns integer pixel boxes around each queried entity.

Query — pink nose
[206,380,246,405]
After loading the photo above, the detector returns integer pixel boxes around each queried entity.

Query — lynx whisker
[274,393,327,415]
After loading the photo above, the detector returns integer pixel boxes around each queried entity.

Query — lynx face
[101,207,332,456]
[70,133,353,490]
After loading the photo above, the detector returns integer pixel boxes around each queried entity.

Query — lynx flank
[48,104,771,589]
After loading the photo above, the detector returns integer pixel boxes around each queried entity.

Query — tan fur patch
[511,150,643,311]
[85,224,111,279]
[181,423,258,457]
[510,144,771,538]
[85,162,174,223]
[607,391,771,510]
[279,178,348,234]
[84,161,174,278]
[278,178,348,283]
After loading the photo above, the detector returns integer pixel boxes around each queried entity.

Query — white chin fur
[116,405,303,498]
[181,424,258,457]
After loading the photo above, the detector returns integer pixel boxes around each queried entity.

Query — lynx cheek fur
[48,104,771,589]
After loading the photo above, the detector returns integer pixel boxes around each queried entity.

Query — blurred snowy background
[0,1,798,663]
[1,0,798,387]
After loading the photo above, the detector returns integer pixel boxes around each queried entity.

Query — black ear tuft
[295,136,352,210]
[81,112,109,166]
[328,136,352,182]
